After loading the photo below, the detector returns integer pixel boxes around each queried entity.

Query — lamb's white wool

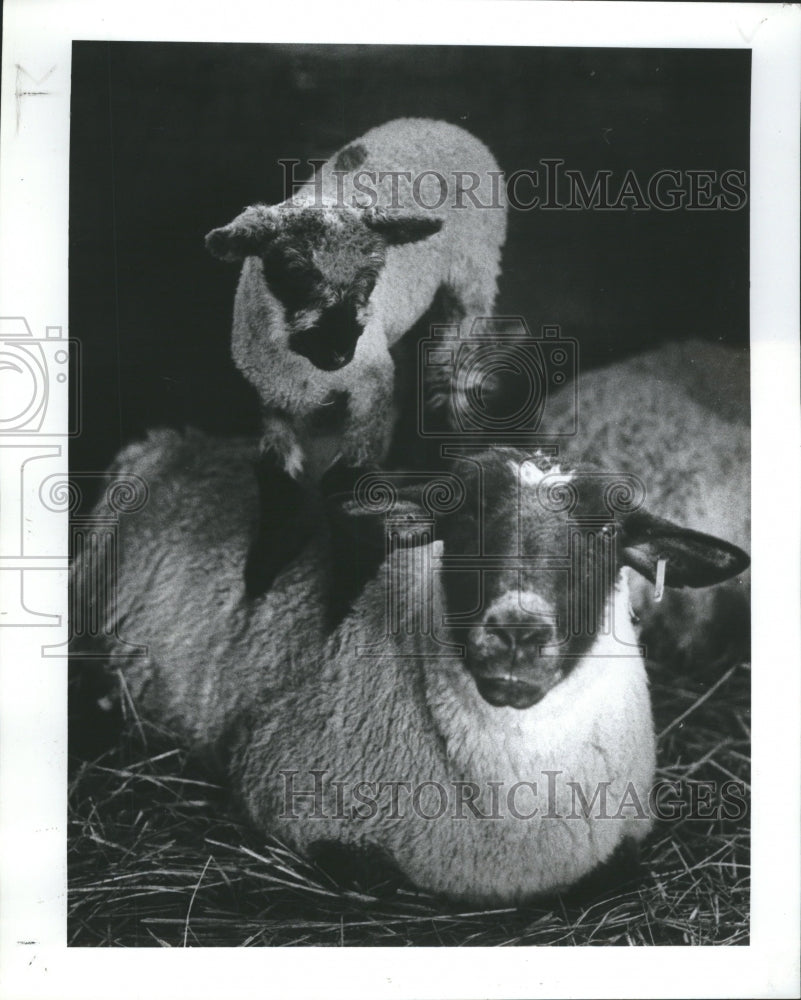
[80,433,747,903]
[206,118,507,480]
[517,456,574,488]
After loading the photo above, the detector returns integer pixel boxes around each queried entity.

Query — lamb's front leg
[244,417,315,600]
[309,330,395,625]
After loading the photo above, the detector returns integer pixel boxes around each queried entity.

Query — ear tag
[654,557,667,603]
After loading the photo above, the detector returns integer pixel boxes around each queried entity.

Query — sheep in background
[79,431,748,903]
[543,339,750,666]
[205,118,507,595]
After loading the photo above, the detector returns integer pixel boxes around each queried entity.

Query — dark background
[69,42,750,475]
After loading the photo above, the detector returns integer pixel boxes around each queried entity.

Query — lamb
[204,118,507,595]
[542,339,750,666]
[78,430,748,903]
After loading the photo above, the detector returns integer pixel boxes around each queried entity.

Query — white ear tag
[654,557,667,603]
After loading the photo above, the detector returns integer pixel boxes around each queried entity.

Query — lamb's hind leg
[425,268,508,439]
[417,283,496,438]
[386,284,482,470]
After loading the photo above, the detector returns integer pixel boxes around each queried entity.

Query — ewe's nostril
[483,617,554,650]
[482,613,555,652]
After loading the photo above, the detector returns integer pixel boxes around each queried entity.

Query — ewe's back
[545,340,750,665]
[80,431,660,902]
[97,430,329,745]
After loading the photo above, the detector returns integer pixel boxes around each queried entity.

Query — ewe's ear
[619,509,750,588]
[326,497,431,629]
[336,498,431,556]
[362,208,444,246]
[205,205,283,262]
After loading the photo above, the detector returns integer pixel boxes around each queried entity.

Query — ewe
[205,118,507,594]
[80,432,748,903]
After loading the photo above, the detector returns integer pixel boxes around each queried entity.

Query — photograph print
[67,40,752,947]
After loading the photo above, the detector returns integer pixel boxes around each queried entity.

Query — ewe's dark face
[336,448,748,710]
[261,213,387,372]
[440,451,619,710]
[436,448,750,710]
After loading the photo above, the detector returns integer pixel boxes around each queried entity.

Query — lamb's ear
[205,205,283,262]
[619,509,750,588]
[362,208,444,246]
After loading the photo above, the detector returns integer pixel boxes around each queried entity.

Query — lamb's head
[431,449,750,710]
[206,203,442,371]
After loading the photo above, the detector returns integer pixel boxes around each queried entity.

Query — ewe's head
[206,204,442,372]
[340,448,748,710]
[421,449,748,710]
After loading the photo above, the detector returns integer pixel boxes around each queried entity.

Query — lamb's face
[206,202,443,373]
[437,448,750,710]
[261,211,387,372]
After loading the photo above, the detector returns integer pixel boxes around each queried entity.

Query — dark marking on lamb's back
[334,143,368,172]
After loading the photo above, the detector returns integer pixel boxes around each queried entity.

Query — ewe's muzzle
[466,607,563,710]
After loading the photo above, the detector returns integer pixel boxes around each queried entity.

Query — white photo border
[1,2,798,998]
